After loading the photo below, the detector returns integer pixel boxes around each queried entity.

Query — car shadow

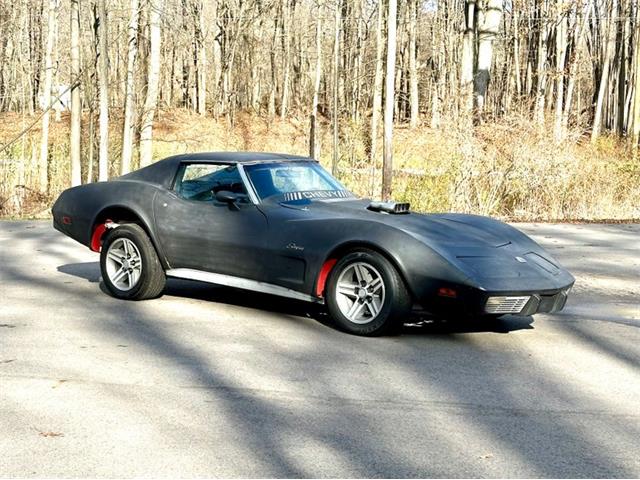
[57,261,534,335]
[401,314,534,335]
[57,261,102,283]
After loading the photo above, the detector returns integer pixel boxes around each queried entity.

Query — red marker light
[62,216,72,225]
[437,287,457,298]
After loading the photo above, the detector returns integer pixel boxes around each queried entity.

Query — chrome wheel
[335,262,386,324]
[105,237,142,291]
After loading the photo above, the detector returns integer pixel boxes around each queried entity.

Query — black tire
[100,223,166,300]
[325,249,412,336]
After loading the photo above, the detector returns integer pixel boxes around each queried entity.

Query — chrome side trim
[165,268,323,304]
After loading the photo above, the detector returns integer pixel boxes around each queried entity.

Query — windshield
[244,161,353,202]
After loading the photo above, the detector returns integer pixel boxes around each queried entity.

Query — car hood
[300,199,510,248]
[297,199,574,291]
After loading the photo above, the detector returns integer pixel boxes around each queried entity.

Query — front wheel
[325,249,411,336]
[100,224,166,300]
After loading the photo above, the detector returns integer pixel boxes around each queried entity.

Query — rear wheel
[100,224,166,300]
[325,249,411,336]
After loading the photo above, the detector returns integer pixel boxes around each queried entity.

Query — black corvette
[53,152,574,335]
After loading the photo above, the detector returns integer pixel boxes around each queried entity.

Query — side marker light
[437,287,457,298]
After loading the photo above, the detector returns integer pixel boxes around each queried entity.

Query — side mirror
[215,190,240,204]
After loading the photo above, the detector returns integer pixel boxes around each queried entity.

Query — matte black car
[52,152,575,335]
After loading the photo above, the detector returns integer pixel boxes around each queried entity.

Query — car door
[153,162,270,281]
[253,201,311,292]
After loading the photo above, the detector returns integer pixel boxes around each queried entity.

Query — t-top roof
[164,152,313,164]
[118,152,315,188]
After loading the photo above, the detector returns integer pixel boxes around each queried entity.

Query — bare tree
[121,0,140,175]
[369,0,384,173]
[632,0,640,153]
[474,0,503,118]
[309,9,322,160]
[38,0,59,192]
[211,0,221,116]
[460,0,476,121]
[533,0,549,125]
[332,0,340,175]
[139,0,163,167]
[268,17,278,117]
[562,1,592,136]
[553,2,567,141]
[97,0,109,181]
[408,0,419,128]
[382,0,397,200]
[592,0,618,142]
[280,0,292,120]
[615,0,630,135]
[194,0,207,116]
[70,0,82,186]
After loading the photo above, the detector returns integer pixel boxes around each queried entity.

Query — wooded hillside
[0,0,639,219]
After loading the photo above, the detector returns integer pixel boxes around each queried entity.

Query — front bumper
[421,282,574,318]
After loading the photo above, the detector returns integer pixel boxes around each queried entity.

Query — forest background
[0,0,639,220]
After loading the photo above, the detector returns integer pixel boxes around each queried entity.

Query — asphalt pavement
[0,221,639,478]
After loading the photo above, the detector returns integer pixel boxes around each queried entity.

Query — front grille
[485,296,530,314]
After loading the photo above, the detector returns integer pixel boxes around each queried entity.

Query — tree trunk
[513,6,522,97]
[534,0,548,125]
[562,1,591,135]
[268,18,278,117]
[553,3,567,141]
[121,0,139,175]
[280,0,291,120]
[70,0,82,186]
[429,8,441,128]
[369,0,384,182]
[139,0,163,167]
[351,0,365,123]
[460,0,476,122]
[382,0,397,201]
[592,0,618,142]
[211,0,221,116]
[53,9,61,123]
[474,0,503,118]
[87,107,95,183]
[97,0,109,181]
[632,0,640,153]
[615,0,630,134]
[195,0,207,116]
[332,0,340,176]
[38,0,58,193]
[309,12,322,160]
[408,0,419,128]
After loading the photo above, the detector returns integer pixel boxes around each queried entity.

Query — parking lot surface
[1,221,639,478]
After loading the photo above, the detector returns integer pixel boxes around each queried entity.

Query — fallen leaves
[37,430,64,438]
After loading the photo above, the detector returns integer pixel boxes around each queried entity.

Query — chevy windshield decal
[283,190,353,201]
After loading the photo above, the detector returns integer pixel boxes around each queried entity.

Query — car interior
[176,163,249,202]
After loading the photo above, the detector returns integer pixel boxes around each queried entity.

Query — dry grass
[0,109,638,220]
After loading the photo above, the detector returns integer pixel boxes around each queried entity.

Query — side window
[175,164,249,202]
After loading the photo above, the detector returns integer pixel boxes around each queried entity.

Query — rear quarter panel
[52,180,163,253]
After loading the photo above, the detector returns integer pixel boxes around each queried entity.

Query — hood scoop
[367,201,410,214]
